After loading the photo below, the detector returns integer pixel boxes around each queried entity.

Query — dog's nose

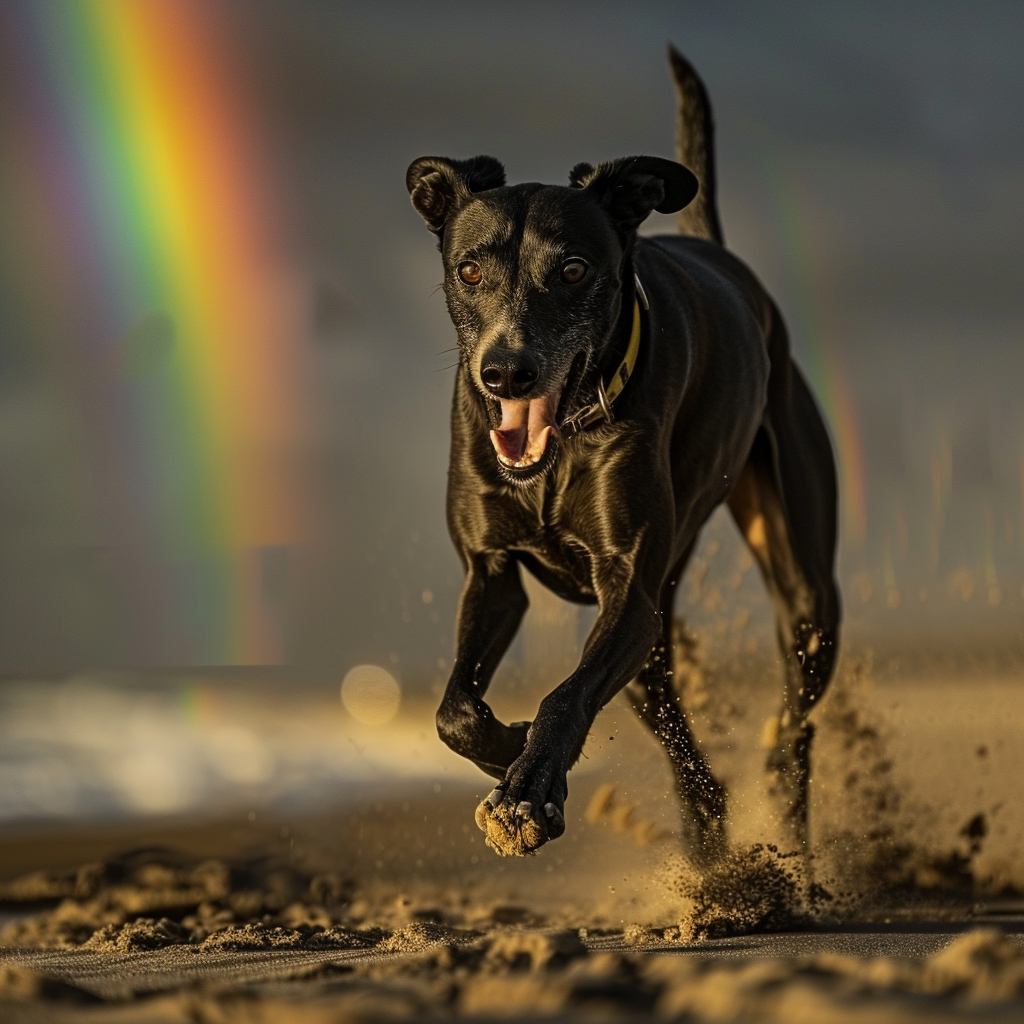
[480,351,539,399]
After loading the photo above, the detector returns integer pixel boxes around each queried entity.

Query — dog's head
[407,154,698,482]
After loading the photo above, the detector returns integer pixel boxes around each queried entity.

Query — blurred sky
[0,0,1022,679]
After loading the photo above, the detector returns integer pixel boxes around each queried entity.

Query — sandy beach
[2,640,1022,1022]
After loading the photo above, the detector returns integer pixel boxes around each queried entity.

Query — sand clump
[484,929,587,971]
[923,928,1024,999]
[623,923,660,946]
[660,844,804,942]
[584,783,665,847]
[0,862,111,903]
[0,849,370,952]
[376,921,481,954]
[81,917,190,953]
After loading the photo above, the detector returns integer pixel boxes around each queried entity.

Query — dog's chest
[517,529,597,602]
[491,485,601,602]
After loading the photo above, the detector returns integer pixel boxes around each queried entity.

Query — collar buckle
[560,397,611,439]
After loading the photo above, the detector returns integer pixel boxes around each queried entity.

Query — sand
[1,803,1022,1022]
[1,861,1022,1022]
[1,643,1023,1021]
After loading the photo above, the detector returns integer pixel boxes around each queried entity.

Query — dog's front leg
[476,549,664,856]
[436,551,531,779]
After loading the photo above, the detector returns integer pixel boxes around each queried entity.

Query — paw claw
[544,802,565,839]
[485,786,504,808]
[515,801,532,819]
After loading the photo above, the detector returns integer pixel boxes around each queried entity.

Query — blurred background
[0,1,1021,829]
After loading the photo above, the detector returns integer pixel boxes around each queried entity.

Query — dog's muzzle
[487,274,647,473]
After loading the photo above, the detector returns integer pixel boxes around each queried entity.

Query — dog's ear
[569,156,698,233]
[406,156,506,234]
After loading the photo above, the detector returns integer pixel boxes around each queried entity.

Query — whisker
[434,363,459,372]
[434,347,459,356]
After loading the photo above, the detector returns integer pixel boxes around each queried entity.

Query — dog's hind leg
[626,556,728,867]
[727,355,840,856]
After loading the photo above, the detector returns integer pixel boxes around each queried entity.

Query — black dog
[406,49,839,865]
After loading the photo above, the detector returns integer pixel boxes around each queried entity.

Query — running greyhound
[406,48,840,864]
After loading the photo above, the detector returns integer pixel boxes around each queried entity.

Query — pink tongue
[492,400,529,461]
[528,393,559,437]
[489,395,560,464]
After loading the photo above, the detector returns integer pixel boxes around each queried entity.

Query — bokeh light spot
[341,665,401,726]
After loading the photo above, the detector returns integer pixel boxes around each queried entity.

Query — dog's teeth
[496,450,542,469]
[498,453,535,469]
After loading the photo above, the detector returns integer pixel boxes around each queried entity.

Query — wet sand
[2,645,1023,1021]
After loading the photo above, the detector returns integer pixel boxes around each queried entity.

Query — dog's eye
[561,259,588,284]
[457,261,482,285]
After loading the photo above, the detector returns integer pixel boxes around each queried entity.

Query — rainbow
[758,154,869,547]
[0,1,310,664]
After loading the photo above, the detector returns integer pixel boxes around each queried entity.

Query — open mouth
[483,352,590,481]
[488,394,559,477]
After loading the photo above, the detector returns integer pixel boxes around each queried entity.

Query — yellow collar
[560,274,647,438]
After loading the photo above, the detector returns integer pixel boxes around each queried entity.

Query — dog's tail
[669,45,723,244]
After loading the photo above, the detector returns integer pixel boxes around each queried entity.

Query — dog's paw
[474,781,565,857]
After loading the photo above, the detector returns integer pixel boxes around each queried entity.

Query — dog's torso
[447,234,774,603]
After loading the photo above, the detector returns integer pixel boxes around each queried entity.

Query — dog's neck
[598,256,639,378]
[557,259,645,438]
